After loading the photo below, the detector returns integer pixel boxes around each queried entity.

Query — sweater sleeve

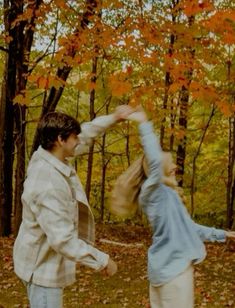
[33,188,109,271]
[138,121,163,204]
[193,222,226,242]
[75,114,117,155]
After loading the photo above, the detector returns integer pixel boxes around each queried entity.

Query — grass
[0,224,234,307]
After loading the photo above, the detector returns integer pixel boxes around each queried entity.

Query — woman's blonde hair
[143,152,186,204]
[110,153,186,218]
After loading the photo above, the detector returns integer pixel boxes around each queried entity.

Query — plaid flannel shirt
[13,114,116,288]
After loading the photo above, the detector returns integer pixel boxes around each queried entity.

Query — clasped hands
[114,105,148,123]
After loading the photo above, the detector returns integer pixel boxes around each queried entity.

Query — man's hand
[127,105,148,123]
[103,257,117,276]
[114,104,148,123]
[114,105,135,121]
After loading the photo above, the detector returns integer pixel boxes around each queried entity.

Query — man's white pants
[149,265,194,308]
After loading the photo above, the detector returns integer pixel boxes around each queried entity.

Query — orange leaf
[109,77,132,97]
[13,92,32,106]
[169,83,181,93]
[217,101,233,117]
[37,76,49,89]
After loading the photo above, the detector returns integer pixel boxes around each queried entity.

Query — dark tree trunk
[226,114,235,228]
[100,133,107,222]
[13,104,26,235]
[169,98,177,151]
[160,36,175,149]
[30,67,72,155]
[176,87,189,187]
[0,0,23,236]
[0,64,15,236]
[13,0,43,235]
[125,123,131,166]
[190,107,215,216]
[176,15,195,187]
[160,0,178,148]
[30,0,99,156]
[85,57,98,201]
[100,103,112,221]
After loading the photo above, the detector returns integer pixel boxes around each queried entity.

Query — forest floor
[0,223,235,308]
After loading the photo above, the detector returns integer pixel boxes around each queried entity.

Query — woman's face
[162,152,177,180]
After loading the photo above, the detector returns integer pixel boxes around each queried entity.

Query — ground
[0,223,234,308]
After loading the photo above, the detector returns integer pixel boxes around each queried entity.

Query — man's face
[60,133,80,159]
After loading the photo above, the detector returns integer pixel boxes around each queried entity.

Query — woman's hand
[114,105,135,121]
[225,231,235,239]
[127,105,148,123]
[114,104,148,123]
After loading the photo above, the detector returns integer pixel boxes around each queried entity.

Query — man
[13,106,133,307]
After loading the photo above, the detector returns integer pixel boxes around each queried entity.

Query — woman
[113,107,235,308]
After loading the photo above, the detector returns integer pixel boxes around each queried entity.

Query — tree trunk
[176,15,195,187]
[30,0,98,156]
[0,62,15,236]
[13,104,26,235]
[226,58,235,229]
[160,0,178,149]
[0,0,22,236]
[99,102,112,221]
[100,134,107,222]
[190,106,215,216]
[13,0,43,235]
[160,38,175,149]
[176,87,189,187]
[85,57,98,201]
[169,97,177,151]
[226,114,235,228]
[30,67,72,155]
[125,123,131,166]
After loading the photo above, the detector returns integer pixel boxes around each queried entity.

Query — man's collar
[35,146,75,177]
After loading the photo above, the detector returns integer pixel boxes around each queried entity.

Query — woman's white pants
[149,265,194,308]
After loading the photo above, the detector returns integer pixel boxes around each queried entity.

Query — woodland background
[0,1,235,307]
[0,0,234,236]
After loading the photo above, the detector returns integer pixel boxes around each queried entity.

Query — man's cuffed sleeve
[75,114,116,155]
[33,189,109,271]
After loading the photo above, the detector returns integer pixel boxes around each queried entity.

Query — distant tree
[0,0,43,236]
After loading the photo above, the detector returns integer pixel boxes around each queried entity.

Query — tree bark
[30,0,99,156]
[85,56,98,201]
[160,0,178,149]
[190,106,215,216]
[0,0,22,236]
[0,60,15,236]
[169,97,177,151]
[176,87,189,187]
[14,104,26,235]
[176,15,195,187]
[226,113,235,228]
[100,134,107,222]
[13,0,43,235]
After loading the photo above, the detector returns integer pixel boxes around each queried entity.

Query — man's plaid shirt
[13,114,116,288]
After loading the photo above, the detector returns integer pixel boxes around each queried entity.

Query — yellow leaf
[48,76,64,89]
[75,79,89,92]
[13,92,32,106]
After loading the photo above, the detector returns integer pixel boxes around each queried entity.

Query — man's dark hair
[38,112,81,150]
